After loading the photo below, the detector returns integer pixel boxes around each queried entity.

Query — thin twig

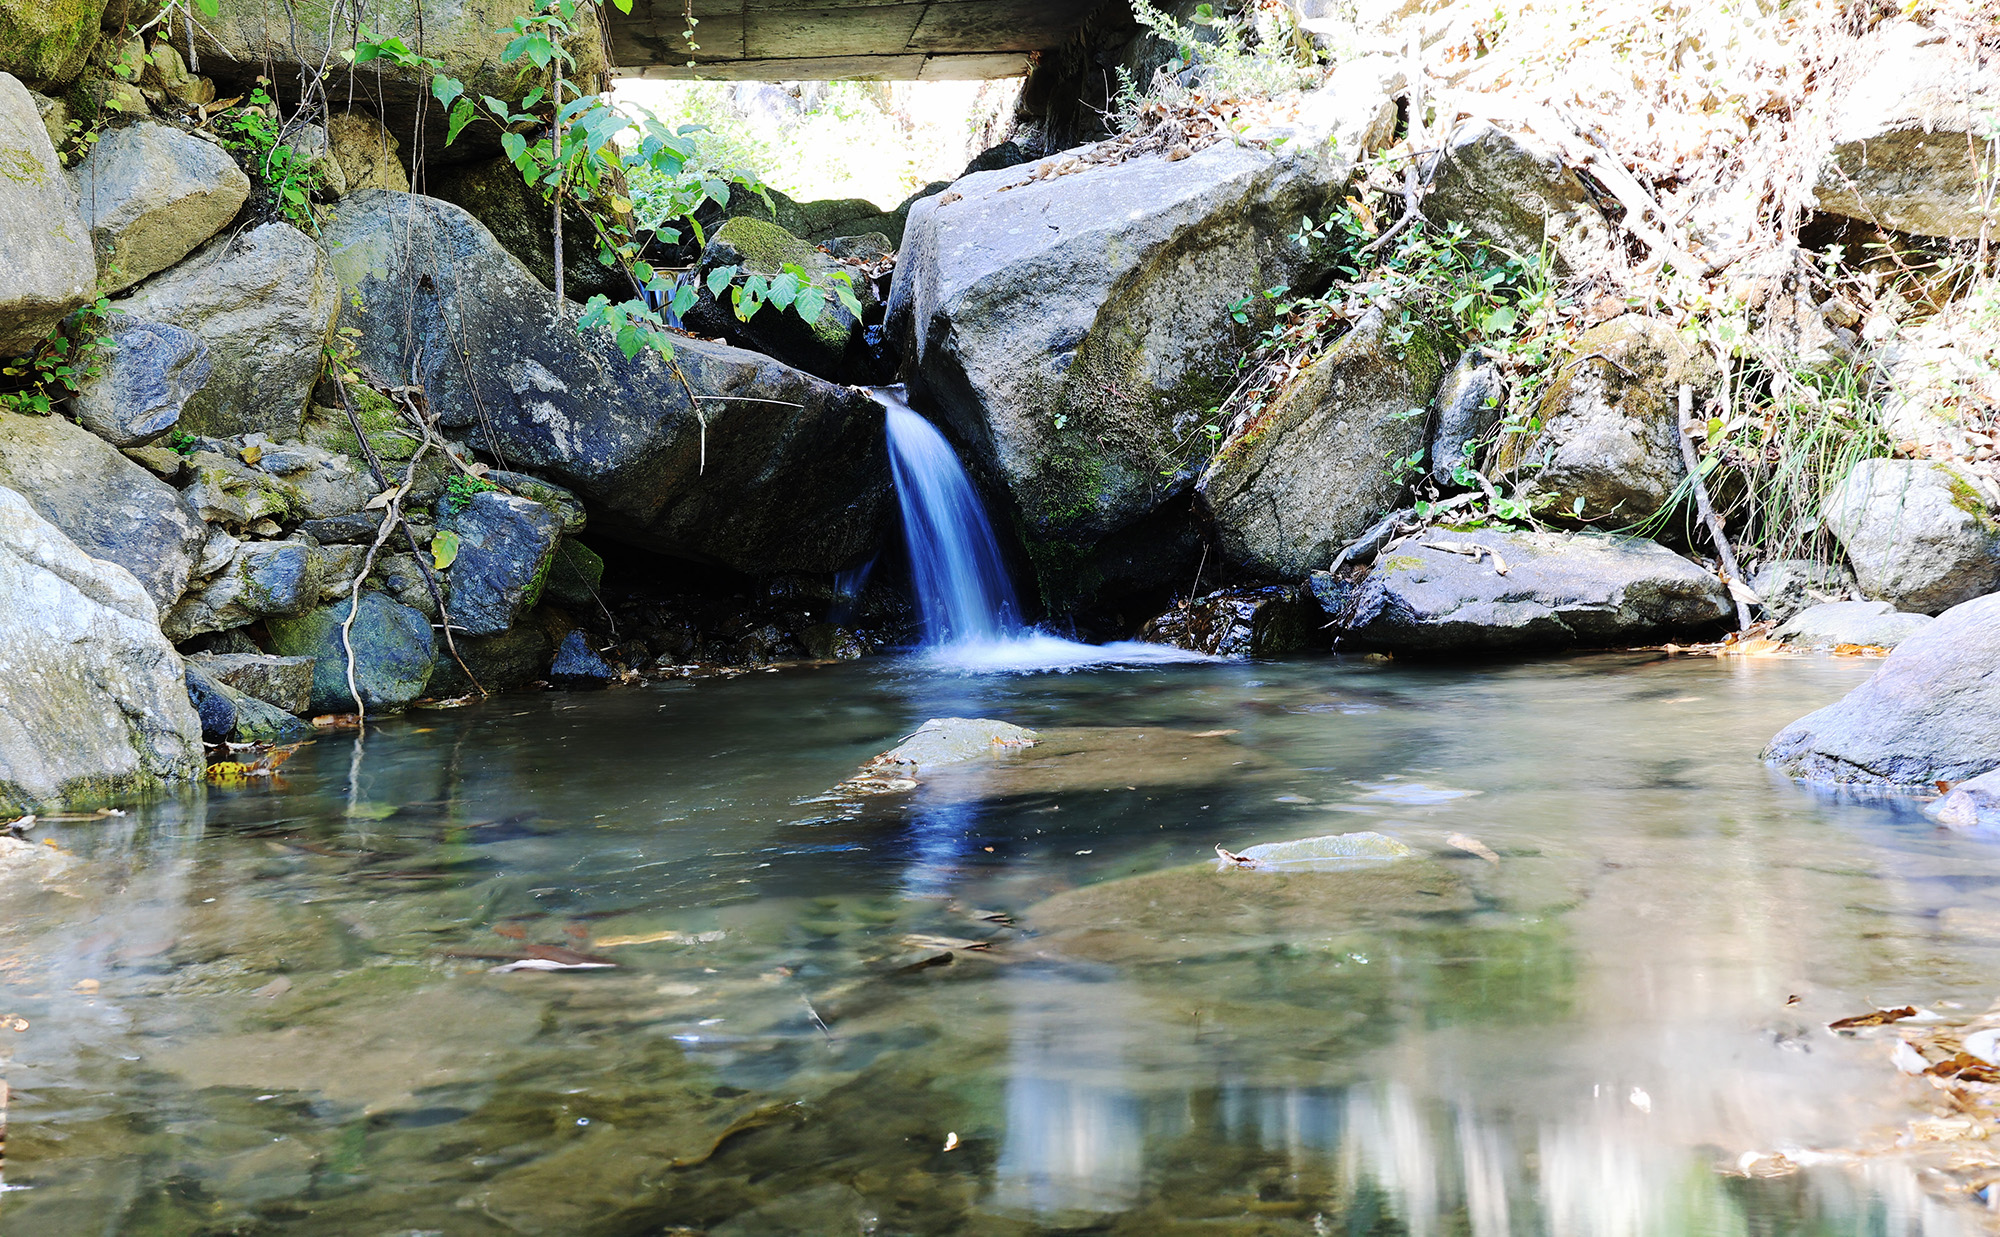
[1677,384,1752,631]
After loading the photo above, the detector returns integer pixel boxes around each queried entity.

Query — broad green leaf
[793,284,824,325]
[431,529,461,570]
[432,76,464,110]
[705,264,736,298]
[500,130,528,164]
[768,270,801,307]
[669,284,697,317]
[447,97,477,145]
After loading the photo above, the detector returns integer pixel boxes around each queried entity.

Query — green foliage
[166,429,200,456]
[440,473,499,514]
[0,298,116,416]
[216,85,326,232]
[350,0,850,364]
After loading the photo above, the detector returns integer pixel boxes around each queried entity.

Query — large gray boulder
[116,221,340,438]
[438,489,561,637]
[1197,305,1449,579]
[1823,458,2000,615]
[321,190,892,575]
[71,119,249,294]
[1813,24,2000,239]
[1764,593,2000,787]
[67,318,210,446]
[1310,527,1732,652]
[0,409,205,608]
[0,72,96,357]
[1495,315,1716,523]
[0,485,203,814]
[426,154,625,304]
[267,591,437,715]
[1422,120,1618,277]
[887,136,1353,607]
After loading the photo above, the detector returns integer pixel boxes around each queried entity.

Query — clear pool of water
[5,650,1995,1236]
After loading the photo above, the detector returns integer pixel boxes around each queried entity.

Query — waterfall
[878,387,1021,645]
[871,388,1210,671]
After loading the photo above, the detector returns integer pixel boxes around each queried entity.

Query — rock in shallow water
[1139,585,1319,657]
[1764,593,2000,788]
[266,592,437,714]
[1311,527,1731,652]
[869,717,1039,774]
[1932,769,2000,832]
[888,133,1353,606]
[0,485,203,812]
[439,490,561,637]
[1772,600,1931,650]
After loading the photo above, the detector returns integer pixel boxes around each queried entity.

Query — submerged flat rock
[871,717,1039,773]
[1220,830,1416,871]
[1025,849,1472,966]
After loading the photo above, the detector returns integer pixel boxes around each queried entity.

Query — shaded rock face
[1750,558,1849,624]
[190,0,606,167]
[71,118,249,294]
[0,408,205,608]
[68,318,209,446]
[322,190,892,575]
[325,111,408,194]
[0,485,203,813]
[0,72,96,357]
[0,0,106,90]
[1772,600,1932,650]
[117,222,341,439]
[1311,527,1732,652]
[439,490,561,637]
[888,137,1351,608]
[682,215,873,385]
[267,592,437,715]
[1421,120,1617,277]
[548,628,613,689]
[1199,306,1448,579]
[163,538,323,641]
[185,651,314,715]
[1823,458,2000,615]
[1814,24,1999,239]
[1429,351,1501,488]
[1764,593,2000,787]
[1139,586,1319,658]
[1500,315,1717,523]
[426,155,625,304]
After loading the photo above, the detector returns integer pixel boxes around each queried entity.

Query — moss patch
[712,215,817,274]
[0,0,106,90]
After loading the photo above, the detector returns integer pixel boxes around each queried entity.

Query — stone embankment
[0,0,1995,810]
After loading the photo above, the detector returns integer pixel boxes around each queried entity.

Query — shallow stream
[7,651,1998,1235]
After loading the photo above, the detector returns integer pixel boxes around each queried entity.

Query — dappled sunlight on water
[3,652,1997,1234]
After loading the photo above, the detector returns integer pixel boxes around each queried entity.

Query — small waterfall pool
[876,387,1209,672]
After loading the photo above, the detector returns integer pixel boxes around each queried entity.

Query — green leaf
[705,264,736,298]
[500,130,528,164]
[431,76,464,110]
[1481,305,1517,335]
[447,97,477,146]
[669,284,697,318]
[504,34,556,67]
[832,281,864,320]
[768,270,801,308]
[793,284,824,324]
[431,529,461,570]
[195,0,219,16]
[482,95,511,118]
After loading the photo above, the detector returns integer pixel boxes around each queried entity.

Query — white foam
[912,633,1216,674]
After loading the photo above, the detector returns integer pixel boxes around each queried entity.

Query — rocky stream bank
[0,0,1996,822]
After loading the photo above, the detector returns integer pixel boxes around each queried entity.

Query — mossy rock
[266,591,437,714]
[0,0,109,90]
[544,538,602,606]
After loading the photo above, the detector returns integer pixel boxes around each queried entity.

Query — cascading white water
[872,388,1211,672]
[879,387,1021,645]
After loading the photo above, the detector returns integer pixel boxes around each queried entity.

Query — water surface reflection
[3,652,1995,1235]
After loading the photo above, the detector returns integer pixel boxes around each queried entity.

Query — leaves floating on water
[311,714,363,729]
[1829,1005,1919,1030]
[206,743,306,786]
[1447,832,1501,864]
[1213,831,1415,872]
